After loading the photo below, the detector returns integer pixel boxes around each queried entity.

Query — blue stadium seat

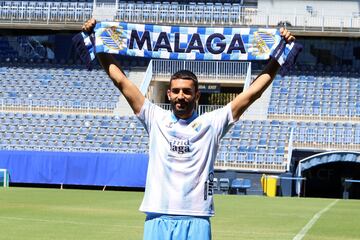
[231,178,251,195]
[219,178,230,193]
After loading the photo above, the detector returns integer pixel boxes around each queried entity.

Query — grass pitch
[0,187,359,240]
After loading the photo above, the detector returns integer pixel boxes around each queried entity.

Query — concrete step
[113,70,146,116]
[92,5,117,21]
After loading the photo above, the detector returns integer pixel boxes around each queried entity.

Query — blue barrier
[0,150,148,187]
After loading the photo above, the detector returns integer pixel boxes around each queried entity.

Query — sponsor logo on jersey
[169,139,190,154]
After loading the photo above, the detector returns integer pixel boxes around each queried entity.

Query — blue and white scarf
[72,22,302,75]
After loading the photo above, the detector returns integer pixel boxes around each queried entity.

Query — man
[82,19,295,240]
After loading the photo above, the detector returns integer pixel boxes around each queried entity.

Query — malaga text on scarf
[94,22,281,61]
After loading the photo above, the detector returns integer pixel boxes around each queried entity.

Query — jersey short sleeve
[136,99,167,134]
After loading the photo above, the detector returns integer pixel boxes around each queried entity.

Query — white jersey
[137,99,235,216]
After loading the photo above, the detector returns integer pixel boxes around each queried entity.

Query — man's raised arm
[82,19,145,115]
[230,28,295,121]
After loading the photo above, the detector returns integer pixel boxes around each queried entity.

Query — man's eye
[183,89,192,95]
[171,89,180,94]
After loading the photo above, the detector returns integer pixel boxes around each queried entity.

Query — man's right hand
[82,18,96,34]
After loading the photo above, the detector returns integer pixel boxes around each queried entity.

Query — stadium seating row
[0,66,121,110]
[0,1,93,22]
[269,75,360,118]
[0,1,255,26]
[1,111,360,169]
[115,1,246,25]
[0,112,149,153]
[291,63,360,77]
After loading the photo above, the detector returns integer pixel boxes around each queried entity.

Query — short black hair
[169,70,199,92]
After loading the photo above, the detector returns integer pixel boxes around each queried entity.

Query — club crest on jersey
[190,121,202,132]
[170,139,190,154]
[165,120,175,128]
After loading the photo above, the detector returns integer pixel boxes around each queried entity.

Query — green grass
[0,188,359,240]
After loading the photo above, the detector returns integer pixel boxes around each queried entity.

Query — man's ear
[167,89,171,101]
[195,91,201,101]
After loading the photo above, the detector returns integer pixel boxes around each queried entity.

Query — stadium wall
[0,150,148,188]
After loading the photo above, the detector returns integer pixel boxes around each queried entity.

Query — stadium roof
[296,151,360,176]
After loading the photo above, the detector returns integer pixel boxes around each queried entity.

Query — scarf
[72,22,302,75]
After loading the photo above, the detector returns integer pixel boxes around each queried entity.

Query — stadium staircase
[114,69,146,116]
[242,83,272,120]
[92,2,118,21]
[6,36,46,60]
[0,38,18,60]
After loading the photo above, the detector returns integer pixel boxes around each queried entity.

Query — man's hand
[279,27,295,43]
[82,18,96,34]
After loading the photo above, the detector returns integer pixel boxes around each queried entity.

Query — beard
[170,98,196,118]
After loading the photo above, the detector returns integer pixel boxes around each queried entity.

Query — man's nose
[177,90,185,99]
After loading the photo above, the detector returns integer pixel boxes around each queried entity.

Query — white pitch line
[0,216,143,229]
[293,199,339,240]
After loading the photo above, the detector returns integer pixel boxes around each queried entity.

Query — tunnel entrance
[303,162,360,199]
[296,151,360,199]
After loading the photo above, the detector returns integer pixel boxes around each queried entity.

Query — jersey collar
[171,111,198,125]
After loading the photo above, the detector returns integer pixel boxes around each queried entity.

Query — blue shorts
[143,214,211,240]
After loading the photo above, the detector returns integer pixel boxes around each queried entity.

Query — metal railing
[0,143,148,154]
[115,3,360,32]
[152,59,249,82]
[293,131,360,151]
[155,103,223,115]
[215,152,287,172]
[0,1,93,23]
[268,109,360,122]
[0,98,116,113]
[0,100,222,115]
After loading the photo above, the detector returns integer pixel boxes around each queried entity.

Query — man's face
[167,79,200,119]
